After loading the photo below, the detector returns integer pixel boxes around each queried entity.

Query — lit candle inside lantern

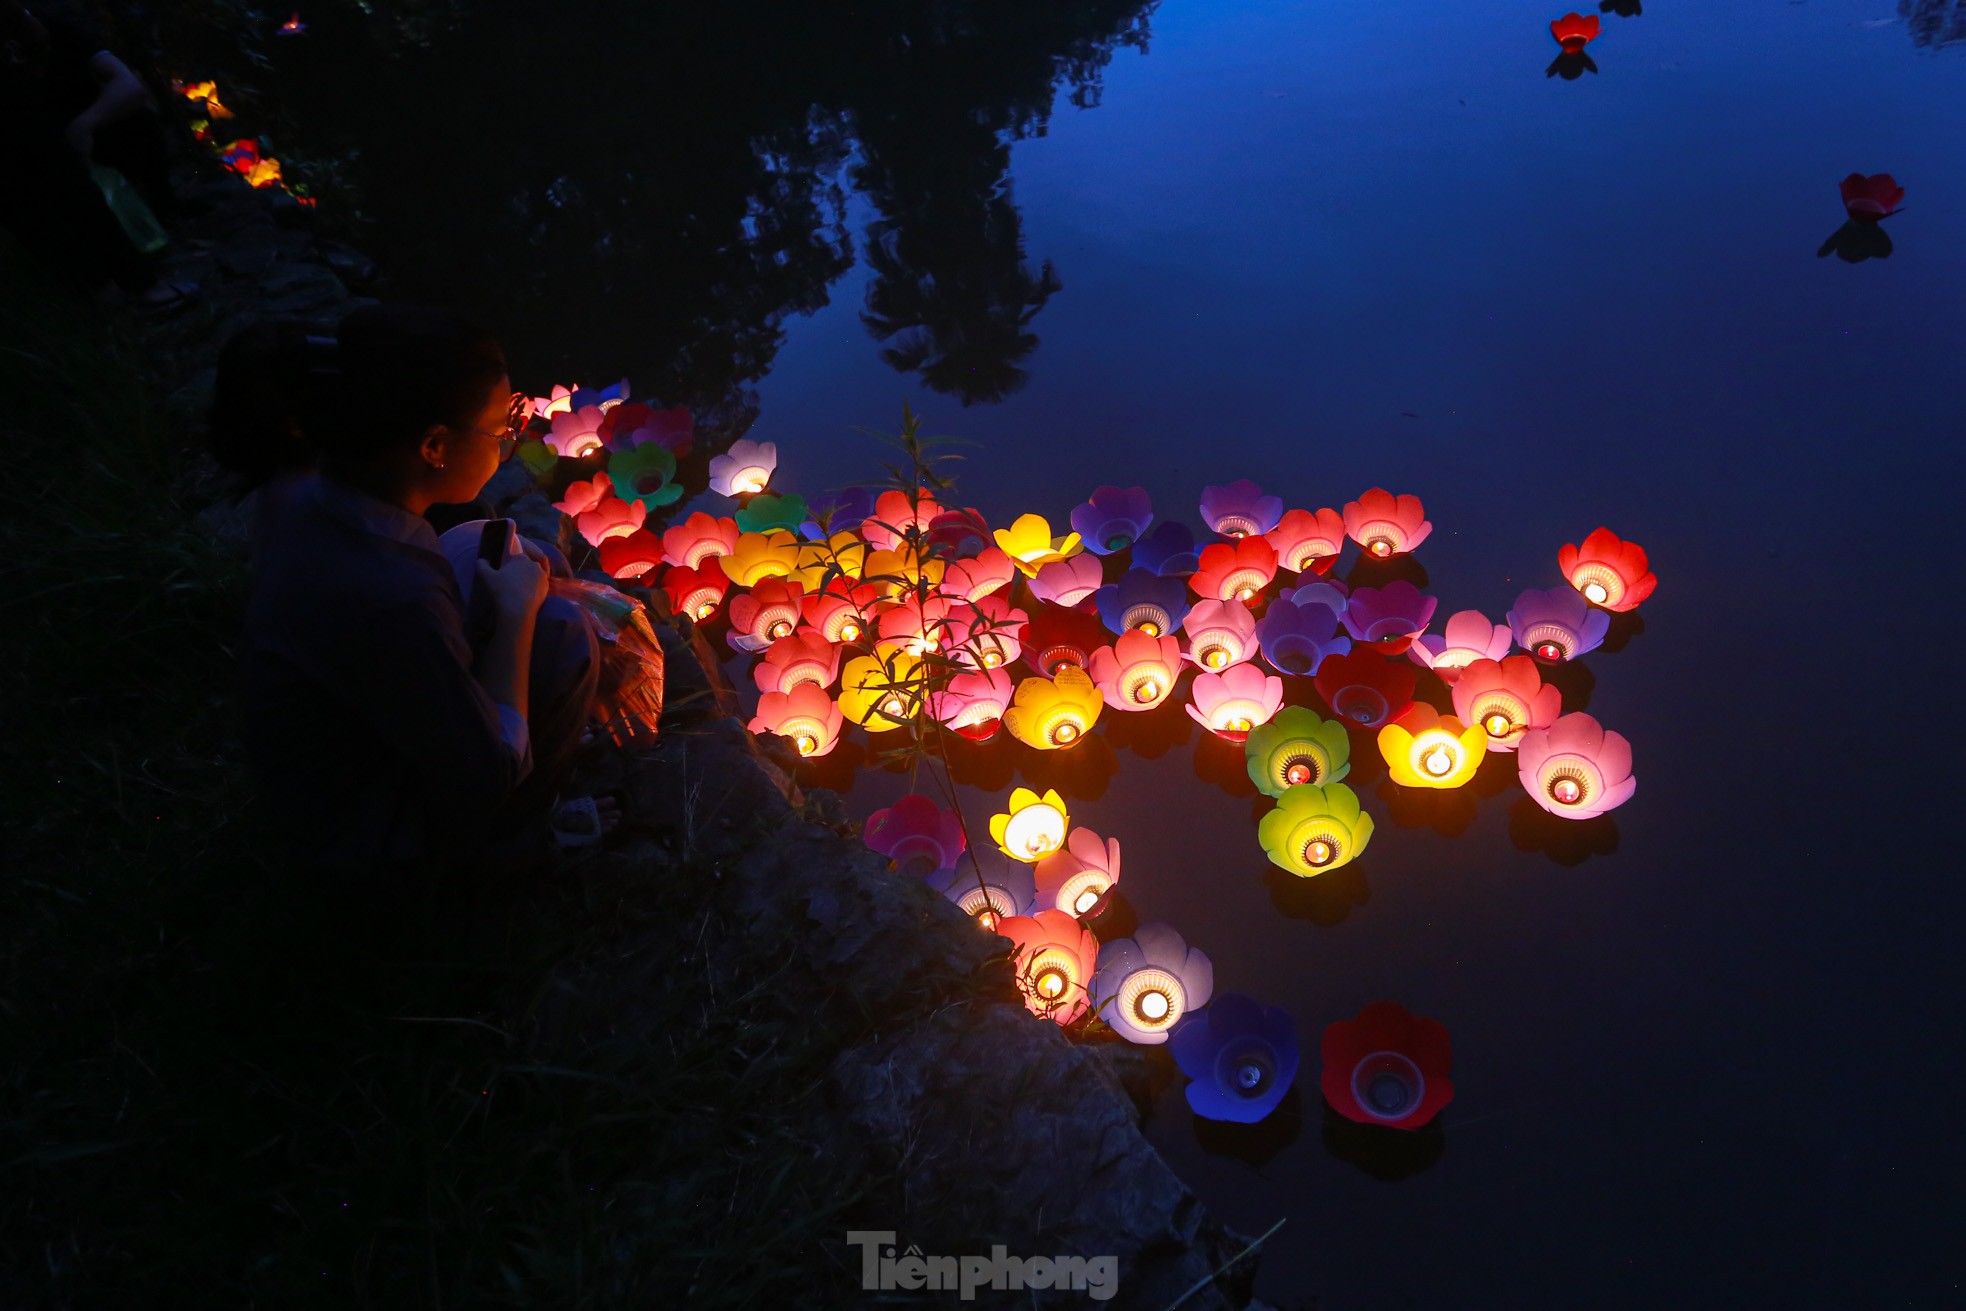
[766,619,793,640]
[1134,678,1162,704]
[1285,759,1316,786]
[1369,537,1393,557]
[794,732,818,756]
[1072,889,1101,914]
[881,695,907,718]
[1227,717,1254,734]
[982,650,1003,667]
[1052,722,1081,746]
[1582,581,1609,605]
[1551,777,1583,805]
[976,908,999,931]
[1202,647,1228,669]
[1238,586,1257,601]
[1035,967,1068,999]
[1484,712,1513,737]
[838,620,862,642]
[1137,620,1160,637]
[1421,743,1455,776]
[732,469,767,494]
[1535,640,1566,661]
[1304,838,1335,867]
[1137,990,1170,1021]
[695,601,717,620]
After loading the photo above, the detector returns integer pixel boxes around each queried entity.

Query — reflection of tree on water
[1901,0,1966,49]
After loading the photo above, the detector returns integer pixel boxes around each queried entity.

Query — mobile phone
[467,519,516,650]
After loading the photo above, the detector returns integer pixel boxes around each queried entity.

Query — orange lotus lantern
[1003,667,1104,750]
[1265,507,1348,574]
[755,629,844,694]
[1190,536,1280,604]
[1550,11,1601,50]
[1558,527,1657,612]
[837,650,926,731]
[1341,488,1433,559]
[1034,827,1121,917]
[789,533,871,591]
[1087,629,1182,711]
[989,787,1071,861]
[597,529,665,580]
[663,564,729,621]
[726,578,806,652]
[998,908,1102,1024]
[992,513,1084,577]
[1377,704,1486,789]
[719,529,802,587]
[661,512,740,569]
[747,682,843,758]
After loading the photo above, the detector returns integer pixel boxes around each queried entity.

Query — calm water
[258,1,1966,1304]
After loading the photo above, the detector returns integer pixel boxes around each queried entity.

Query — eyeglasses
[474,392,533,463]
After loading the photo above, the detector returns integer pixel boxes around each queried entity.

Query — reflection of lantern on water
[1508,586,1611,664]
[1090,922,1214,1046]
[938,547,1015,601]
[1258,782,1375,875]
[998,909,1103,1024]
[800,579,882,644]
[1377,704,1486,789]
[1034,827,1122,917]
[1341,487,1433,558]
[1341,580,1438,656]
[837,650,925,731]
[1321,1000,1454,1131]
[993,513,1084,577]
[1191,536,1280,604]
[1244,706,1352,796]
[862,793,967,876]
[1517,712,1636,819]
[1169,992,1301,1124]
[989,787,1071,861]
[662,563,729,620]
[927,666,1015,741]
[943,594,1028,670]
[719,529,803,587]
[597,529,665,580]
[660,512,740,569]
[1254,594,1350,675]
[747,682,844,758]
[876,594,952,657]
[859,488,942,551]
[1181,598,1258,671]
[726,578,807,653]
[1003,666,1104,750]
[1199,479,1285,540]
[1451,655,1562,752]
[707,438,778,497]
[755,629,844,694]
[1186,663,1284,742]
[1409,609,1513,681]
[1028,553,1106,608]
[574,492,648,548]
[1024,604,1111,676]
[1549,11,1601,50]
[1265,506,1348,574]
[1087,629,1182,711]
[546,406,607,458]
[1313,647,1417,729]
[1133,520,1202,577]
[1094,569,1191,642]
[1558,527,1657,612]
[1070,485,1154,555]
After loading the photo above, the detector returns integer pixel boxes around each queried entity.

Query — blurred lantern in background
[1090,923,1214,1046]
[837,651,925,731]
[1170,993,1300,1124]
[928,860,1036,933]
[1265,507,1348,575]
[720,529,803,587]
[608,442,683,510]
[862,793,967,876]
[859,488,941,551]
[939,547,1015,601]
[1258,782,1375,875]
[708,438,778,496]
[661,512,740,569]
[1549,11,1601,49]
[1029,553,1106,608]
[1840,172,1905,222]
[1452,655,1562,752]
[1342,488,1433,558]
[597,529,664,580]
[663,563,729,621]
[528,384,577,421]
[989,788,1071,861]
[993,513,1084,576]
[553,474,612,520]
[1517,712,1636,819]
[1409,609,1513,680]
[943,594,1028,670]
[1004,667,1104,750]
[1321,1000,1454,1131]
[1034,827,1122,917]
[1558,527,1657,612]
[1508,586,1611,663]
[546,406,607,458]
[1071,485,1154,555]
[726,578,806,652]
[1023,605,1110,676]
[927,666,1016,741]
[1133,520,1202,577]
[1313,647,1417,728]
[999,909,1103,1024]
[734,492,809,535]
[1341,580,1438,655]
[1255,594,1351,675]
[1095,569,1192,641]
[1191,537,1281,604]
[602,402,692,456]
[747,682,843,759]
[1200,479,1285,540]
[1187,662,1285,742]
[1088,629,1183,711]
[567,380,630,412]
[1377,704,1486,789]
[755,630,844,694]
[1182,598,1259,671]
[1245,706,1352,796]
[800,579,881,644]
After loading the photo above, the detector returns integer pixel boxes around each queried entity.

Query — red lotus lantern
[1190,536,1280,605]
[1321,1000,1454,1131]
[597,529,665,580]
[1023,604,1111,676]
[1313,647,1417,730]
[663,563,729,622]
[1558,527,1657,612]
[1839,173,1904,223]
[1550,12,1600,50]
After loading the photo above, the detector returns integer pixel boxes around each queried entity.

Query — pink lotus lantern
[1255,595,1350,676]
[860,488,942,551]
[1088,629,1182,711]
[553,474,613,519]
[1518,712,1635,819]
[1451,654,1562,752]
[1034,827,1122,917]
[1028,554,1105,608]
[747,682,844,758]
[1186,662,1284,742]
[876,593,953,657]
[1410,610,1513,680]
[1558,527,1657,612]
[998,909,1102,1024]
[598,529,665,580]
[545,406,607,458]
[944,594,1027,670]
[529,384,577,421]
[663,563,729,621]
[661,512,741,569]
[1023,605,1110,676]
[862,793,967,876]
[1070,486,1154,555]
[707,438,778,497]
[1191,537,1280,604]
[927,666,1016,741]
[1181,598,1258,671]
[755,630,844,694]
[1200,479,1284,539]
[1342,488,1433,558]
[939,547,1016,602]
[1508,586,1611,663]
[1341,580,1438,656]
[575,493,647,547]
[1265,507,1348,574]
[801,580,883,645]
[727,578,806,653]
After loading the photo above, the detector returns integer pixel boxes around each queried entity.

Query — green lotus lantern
[1243,706,1351,798]
[735,491,810,535]
[1257,782,1375,877]
[608,442,683,510]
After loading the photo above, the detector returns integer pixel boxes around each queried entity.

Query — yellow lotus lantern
[790,531,871,590]
[989,787,1071,862]
[1377,704,1486,789]
[862,544,945,599]
[992,513,1084,578]
[719,529,802,587]
[837,650,926,731]
[1002,666,1104,751]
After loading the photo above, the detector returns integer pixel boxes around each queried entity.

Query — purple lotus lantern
[1517,712,1636,819]
[1181,598,1258,671]
[1199,479,1285,540]
[1028,553,1105,608]
[1410,610,1512,680]
[1090,922,1214,1045]
[1255,594,1351,675]
[863,793,967,877]
[1034,826,1122,917]
[1133,521,1202,577]
[927,859,1037,932]
[1169,993,1300,1123]
[1095,569,1192,639]
[1507,586,1611,663]
[1071,486,1154,555]
[1341,580,1438,656]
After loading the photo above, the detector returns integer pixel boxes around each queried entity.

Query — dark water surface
[265,1,1965,1305]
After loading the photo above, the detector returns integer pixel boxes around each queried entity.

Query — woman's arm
[65,52,151,157]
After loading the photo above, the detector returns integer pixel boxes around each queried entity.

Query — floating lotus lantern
[1095,569,1192,640]
[1182,598,1259,671]
[1191,537,1281,605]
[1409,609,1512,680]
[926,507,993,557]
[1342,488,1433,558]
[876,593,952,657]
[860,488,942,551]
[1290,579,1349,616]
[989,788,1071,862]
[707,438,778,496]
[602,401,692,455]
[993,513,1084,577]
[938,547,1014,602]
[802,487,875,540]
[927,666,1015,741]
[1071,486,1155,555]
[719,529,802,588]
[1258,782,1375,875]
[1558,527,1657,612]
[1517,712,1636,819]
[862,793,967,876]
[837,650,926,731]
[553,475,613,520]
[1321,1000,1453,1131]
[927,861,1036,933]
[546,406,607,458]
[1508,585,1611,663]
[943,594,1027,670]
[999,909,1102,1024]
[1265,507,1348,575]
[608,442,682,510]
[663,563,729,621]
[1034,827,1122,917]
[862,544,945,599]
[748,682,843,758]
[1028,554,1106,608]
[726,578,806,652]
[1090,923,1214,1046]
[1170,993,1300,1124]
[1549,11,1601,50]
[800,580,881,644]
[1133,520,1202,577]
[1341,580,1437,656]
[735,492,809,535]
[1312,647,1416,728]
[574,492,647,547]
[1840,173,1904,223]
[1451,655,1562,752]
[1255,594,1351,676]
[1244,706,1352,796]
[1199,479,1284,539]
[598,529,665,580]
[1378,705,1486,789]
[790,533,872,592]
[755,629,844,694]
[1003,667,1104,750]
[1187,663,1284,742]
[529,385,577,421]
[1023,605,1111,676]
[661,512,740,569]
[1087,629,1182,711]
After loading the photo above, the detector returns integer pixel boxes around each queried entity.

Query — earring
[436,461,445,469]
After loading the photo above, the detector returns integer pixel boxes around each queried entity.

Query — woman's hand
[476,555,548,624]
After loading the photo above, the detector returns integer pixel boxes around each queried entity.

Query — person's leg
[506,594,600,822]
